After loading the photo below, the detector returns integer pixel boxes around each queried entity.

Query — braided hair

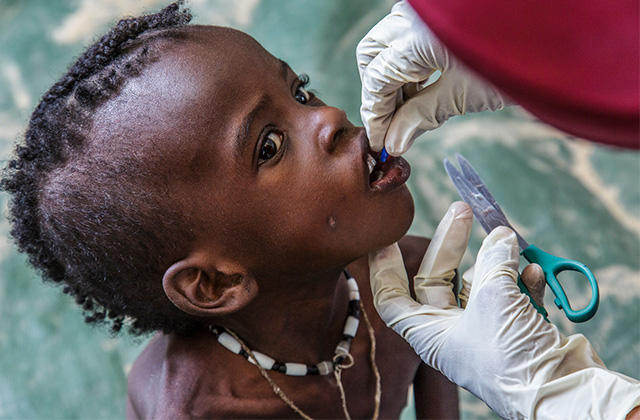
[1,2,202,335]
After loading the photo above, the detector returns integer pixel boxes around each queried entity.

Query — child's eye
[295,86,310,104]
[294,74,312,105]
[258,131,283,163]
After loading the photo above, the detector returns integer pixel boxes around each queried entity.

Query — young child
[2,2,458,418]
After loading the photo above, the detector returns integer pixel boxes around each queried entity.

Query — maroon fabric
[408,0,639,148]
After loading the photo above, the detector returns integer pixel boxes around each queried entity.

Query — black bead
[348,300,360,317]
[307,365,320,375]
[273,362,286,373]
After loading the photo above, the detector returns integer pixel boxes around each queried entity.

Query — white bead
[335,340,351,356]
[343,315,359,338]
[285,363,308,376]
[218,332,242,354]
[317,361,334,375]
[248,351,276,370]
[347,278,360,300]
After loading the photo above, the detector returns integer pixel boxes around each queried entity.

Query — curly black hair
[1,1,204,335]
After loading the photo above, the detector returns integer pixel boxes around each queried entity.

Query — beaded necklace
[209,270,381,420]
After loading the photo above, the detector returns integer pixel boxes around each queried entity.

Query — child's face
[96,27,414,277]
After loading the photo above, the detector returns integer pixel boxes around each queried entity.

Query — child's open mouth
[366,150,411,192]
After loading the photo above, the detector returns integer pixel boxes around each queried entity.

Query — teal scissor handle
[522,244,599,323]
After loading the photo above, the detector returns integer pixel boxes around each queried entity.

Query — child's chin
[376,213,415,250]
[388,198,415,238]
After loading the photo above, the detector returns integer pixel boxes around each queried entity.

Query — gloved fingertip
[522,263,543,280]
[367,138,383,153]
[449,201,472,221]
[488,226,518,245]
[476,227,520,277]
[363,124,383,153]
[521,263,546,307]
[369,244,392,262]
[368,243,404,271]
[383,142,406,158]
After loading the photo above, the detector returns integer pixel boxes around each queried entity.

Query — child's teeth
[367,154,376,174]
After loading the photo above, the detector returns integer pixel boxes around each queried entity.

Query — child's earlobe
[162,255,258,317]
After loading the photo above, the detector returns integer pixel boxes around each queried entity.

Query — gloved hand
[357,1,509,156]
[369,202,640,419]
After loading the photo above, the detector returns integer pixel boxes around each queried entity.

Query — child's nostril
[332,127,345,145]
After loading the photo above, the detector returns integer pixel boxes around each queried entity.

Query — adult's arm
[408,0,639,148]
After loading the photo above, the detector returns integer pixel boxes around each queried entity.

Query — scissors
[444,154,599,323]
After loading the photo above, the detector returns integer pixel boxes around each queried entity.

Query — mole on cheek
[327,215,337,230]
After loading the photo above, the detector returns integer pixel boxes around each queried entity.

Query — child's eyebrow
[235,94,271,157]
[278,58,292,80]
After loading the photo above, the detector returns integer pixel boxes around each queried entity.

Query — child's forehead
[154,26,289,103]
[179,25,279,69]
[89,26,287,171]
[97,26,280,116]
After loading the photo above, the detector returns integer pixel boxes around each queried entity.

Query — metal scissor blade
[445,158,530,250]
[455,153,506,217]
[444,159,508,233]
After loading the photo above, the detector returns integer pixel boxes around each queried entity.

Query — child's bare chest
[141,317,420,419]
[183,328,419,419]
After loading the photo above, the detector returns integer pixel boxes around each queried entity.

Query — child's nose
[308,106,349,153]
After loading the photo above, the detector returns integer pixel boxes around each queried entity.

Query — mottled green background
[0,1,638,419]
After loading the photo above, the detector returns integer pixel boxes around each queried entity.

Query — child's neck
[216,267,351,365]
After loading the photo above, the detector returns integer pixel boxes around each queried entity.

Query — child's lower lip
[369,155,411,192]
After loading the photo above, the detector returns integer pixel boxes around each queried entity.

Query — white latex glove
[357,1,509,156]
[370,202,640,419]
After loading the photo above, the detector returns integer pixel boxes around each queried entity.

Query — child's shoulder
[127,335,164,418]
[127,328,288,418]
[127,334,181,418]
[127,332,225,418]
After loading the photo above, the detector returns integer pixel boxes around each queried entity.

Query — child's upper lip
[358,128,378,183]
[358,128,381,161]
[357,128,378,161]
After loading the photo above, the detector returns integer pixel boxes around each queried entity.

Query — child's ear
[162,253,258,317]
